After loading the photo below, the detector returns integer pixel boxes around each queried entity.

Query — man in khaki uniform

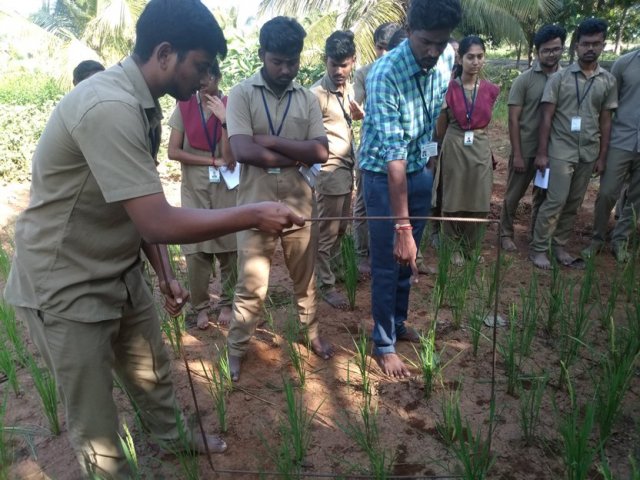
[499,24,566,252]
[352,22,400,276]
[530,18,618,269]
[3,1,301,477]
[311,30,363,309]
[225,16,334,381]
[583,48,640,262]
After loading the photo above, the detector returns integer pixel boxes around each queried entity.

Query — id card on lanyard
[261,88,293,174]
[460,80,478,146]
[572,73,595,133]
[196,91,221,183]
[415,73,436,161]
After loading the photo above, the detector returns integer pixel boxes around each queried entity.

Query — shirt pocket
[285,115,311,140]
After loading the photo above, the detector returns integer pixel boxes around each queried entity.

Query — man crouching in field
[3,0,301,477]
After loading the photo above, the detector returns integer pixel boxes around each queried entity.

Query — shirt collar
[250,69,301,96]
[119,56,158,113]
[569,61,603,77]
[320,73,346,95]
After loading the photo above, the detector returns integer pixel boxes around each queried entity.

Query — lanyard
[459,79,478,130]
[574,73,595,113]
[334,92,353,128]
[260,88,293,136]
[197,94,219,155]
[414,73,434,126]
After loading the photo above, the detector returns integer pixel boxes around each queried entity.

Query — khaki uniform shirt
[168,106,238,254]
[4,57,164,322]
[542,63,618,163]
[508,62,561,159]
[610,49,640,152]
[226,71,326,227]
[310,74,355,195]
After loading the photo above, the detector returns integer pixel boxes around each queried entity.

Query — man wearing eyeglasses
[500,24,566,252]
[529,18,618,269]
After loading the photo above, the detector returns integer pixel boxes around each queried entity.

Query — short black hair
[133,0,227,63]
[260,16,306,56]
[325,30,356,61]
[576,17,608,42]
[407,0,462,32]
[534,24,567,50]
[387,29,408,50]
[72,60,105,86]
[373,22,400,45]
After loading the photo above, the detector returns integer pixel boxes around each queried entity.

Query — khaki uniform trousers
[316,191,352,289]
[186,251,238,312]
[228,226,319,358]
[443,211,488,253]
[16,302,181,479]
[500,155,546,239]
[531,158,594,252]
[591,147,640,249]
[352,168,369,259]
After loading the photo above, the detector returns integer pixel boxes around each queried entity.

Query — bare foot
[451,251,465,266]
[357,258,371,279]
[501,237,517,252]
[310,336,334,360]
[553,247,585,269]
[529,251,551,270]
[397,326,421,343]
[217,306,232,326]
[229,354,242,382]
[374,353,411,378]
[191,433,227,454]
[322,288,349,310]
[196,309,210,330]
[417,263,437,275]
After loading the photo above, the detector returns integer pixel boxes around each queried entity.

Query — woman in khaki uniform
[436,36,499,265]
[168,63,238,329]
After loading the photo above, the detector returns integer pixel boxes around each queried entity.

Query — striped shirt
[359,39,454,174]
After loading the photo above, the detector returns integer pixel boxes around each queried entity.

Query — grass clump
[118,422,141,479]
[518,372,549,445]
[25,354,60,435]
[340,233,358,310]
[283,309,307,387]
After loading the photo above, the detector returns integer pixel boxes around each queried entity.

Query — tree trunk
[516,41,522,69]
[527,35,534,67]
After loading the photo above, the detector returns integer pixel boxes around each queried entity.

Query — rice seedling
[169,408,199,480]
[118,422,141,479]
[467,294,487,357]
[339,399,393,479]
[436,383,462,446]
[445,249,482,330]
[598,450,640,480]
[518,372,549,445]
[498,304,523,396]
[352,330,371,400]
[414,324,438,399]
[557,363,600,480]
[25,354,60,435]
[283,309,306,387]
[0,242,11,281]
[0,301,28,366]
[518,270,540,358]
[449,401,495,480]
[216,344,233,391]
[200,358,228,433]
[594,322,640,444]
[340,233,358,310]
[545,259,565,336]
[281,377,318,466]
[597,265,623,329]
[0,395,13,480]
[0,337,19,395]
[558,278,593,386]
[432,235,453,318]
[161,313,185,356]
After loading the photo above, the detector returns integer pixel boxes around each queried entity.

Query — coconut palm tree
[30,0,145,63]
[259,0,562,64]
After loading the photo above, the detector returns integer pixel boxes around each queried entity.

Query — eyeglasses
[539,47,564,56]
[578,41,604,49]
